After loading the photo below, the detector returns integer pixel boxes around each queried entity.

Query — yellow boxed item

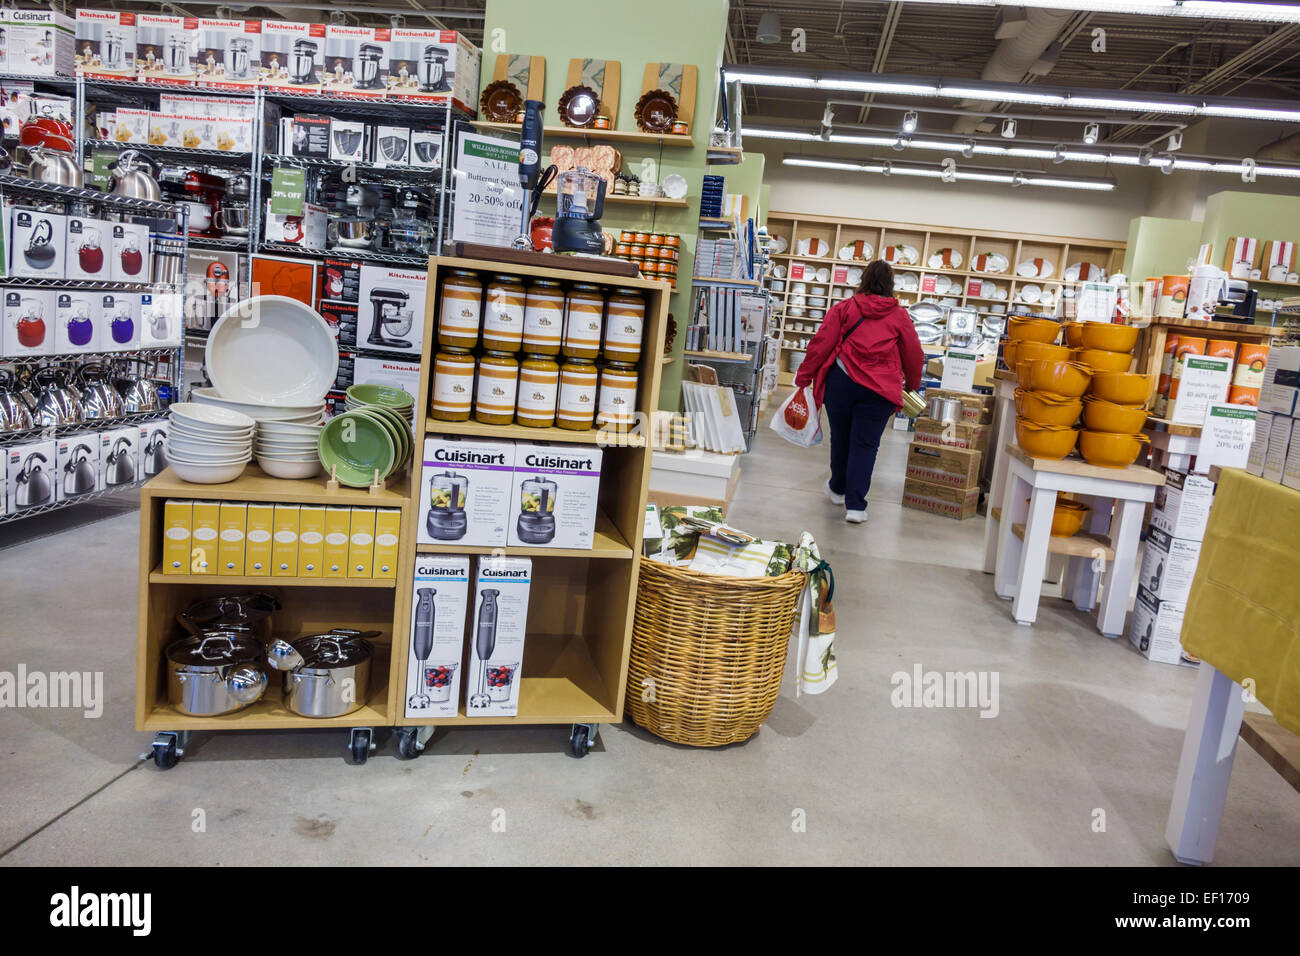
[372,508,401,579]
[217,502,247,576]
[244,503,275,576]
[902,476,980,519]
[323,506,351,578]
[161,499,193,575]
[912,417,989,451]
[348,507,376,579]
[190,500,220,575]
[905,442,982,489]
[297,505,325,578]
[272,504,300,577]
[923,389,992,424]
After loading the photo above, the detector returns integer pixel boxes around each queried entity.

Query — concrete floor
[1,413,1298,866]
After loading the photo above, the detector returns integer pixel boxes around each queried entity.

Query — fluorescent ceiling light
[1065,96,1200,114]
[781,155,1114,190]
[722,71,819,89]
[1199,105,1300,122]
[941,85,1067,106]
[889,0,1300,24]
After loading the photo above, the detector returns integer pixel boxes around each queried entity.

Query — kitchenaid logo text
[0,666,103,718]
[433,449,507,464]
[522,453,594,470]
[890,664,999,718]
[50,887,150,936]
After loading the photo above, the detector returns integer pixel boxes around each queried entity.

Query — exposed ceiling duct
[952,6,1073,134]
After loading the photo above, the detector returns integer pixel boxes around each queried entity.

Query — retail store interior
[1,0,1299,869]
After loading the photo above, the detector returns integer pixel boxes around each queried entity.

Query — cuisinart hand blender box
[508,443,603,549]
[404,555,470,719]
[466,557,531,717]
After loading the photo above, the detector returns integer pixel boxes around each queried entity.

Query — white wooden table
[993,445,1165,636]
[981,373,1018,574]
[1145,416,1201,473]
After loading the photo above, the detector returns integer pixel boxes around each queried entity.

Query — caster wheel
[395,730,421,760]
[568,725,590,758]
[349,729,371,765]
[152,737,179,770]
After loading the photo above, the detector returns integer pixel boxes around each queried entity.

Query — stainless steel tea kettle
[104,435,136,486]
[14,451,54,508]
[27,145,82,187]
[108,150,162,202]
[62,443,97,497]
[0,369,35,433]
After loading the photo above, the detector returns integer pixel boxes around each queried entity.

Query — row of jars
[438,271,645,364]
[431,349,639,430]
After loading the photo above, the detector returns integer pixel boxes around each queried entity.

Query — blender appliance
[516,475,557,544]
[367,287,414,349]
[468,589,499,710]
[408,587,436,709]
[426,471,468,540]
[551,166,607,255]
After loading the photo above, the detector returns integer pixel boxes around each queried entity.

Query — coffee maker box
[135,13,198,86]
[137,419,168,482]
[57,432,101,500]
[100,425,139,492]
[6,438,57,515]
[386,28,481,114]
[2,9,75,78]
[322,25,389,98]
[508,443,604,550]
[195,18,261,91]
[1138,525,1203,605]
[1151,470,1216,542]
[11,208,66,279]
[75,10,136,80]
[3,288,56,357]
[54,291,100,354]
[465,556,532,718]
[259,19,324,91]
[328,117,367,162]
[100,291,138,351]
[357,264,427,356]
[109,220,149,282]
[373,125,409,167]
[65,215,109,281]
[403,554,471,720]
[140,291,182,348]
[409,129,442,168]
[419,436,515,548]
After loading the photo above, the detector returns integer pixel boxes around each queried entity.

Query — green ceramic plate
[364,404,412,465]
[350,407,405,475]
[318,411,396,487]
[346,384,414,410]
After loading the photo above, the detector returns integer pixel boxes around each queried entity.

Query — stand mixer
[367,287,414,349]
[468,589,499,709]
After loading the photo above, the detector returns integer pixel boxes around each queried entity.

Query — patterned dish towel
[791,532,837,696]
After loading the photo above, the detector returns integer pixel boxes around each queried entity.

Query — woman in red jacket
[794,260,924,523]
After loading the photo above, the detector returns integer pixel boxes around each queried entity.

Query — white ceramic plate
[258,420,324,437]
[1064,262,1106,282]
[993,288,1007,300]
[896,273,919,292]
[927,248,963,270]
[788,306,805,317]
[191,387,326,421]
[771,235,788,254]
[166,440,252,464]
[169,419,255,441]
[1019,284,1042,303]
[934,275,953,295]
[206,296,338,406]
[971,252,1009,274]
[1016,258,1055,279]
[846,266,864,286]
[169,402,256,431]
[815,268,830,283]
[808,296,827,307]
[167,457,249,484]
[772,265,787,279]
[662,173,688,200]
[909,302,943,324]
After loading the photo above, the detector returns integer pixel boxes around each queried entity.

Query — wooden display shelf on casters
[416,508,634,559]
[424,418,646,447]
[149,566,398,587]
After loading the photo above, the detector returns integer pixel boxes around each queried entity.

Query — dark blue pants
[823,363,895,513]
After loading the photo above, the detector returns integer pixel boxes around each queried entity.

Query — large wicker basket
[626,560,806,747]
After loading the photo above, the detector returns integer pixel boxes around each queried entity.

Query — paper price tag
[1171,355,1233,426]
[269,165,306,217]
[966,280,983,297]
[1196,403,1257,474]
[921,275,937,293]
[941,349,978,393]
[789,263,806,281]
[832,266,849,285]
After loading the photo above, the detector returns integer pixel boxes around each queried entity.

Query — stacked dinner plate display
[344,384,414,424]
[318,402,413,488]
[165,403,256,484]
[256,420,324,479]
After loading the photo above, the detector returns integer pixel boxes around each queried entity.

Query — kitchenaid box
[11,208,66,279]
[373,125,409,167]
[507,443,603,550]
[404,555,471,719]
[135,13,198,85]
[409,129,442,168]
[321,25,389,99]
[194,18,261,90]
[6,439,57,515]
[2,8,75,78]
[419,437,515,547]
[357,265,427,355]
[386,28,480,112]
[259,20,324,91]
[75,10,136,80]
[3,288,56,357]
[57,433,101,499]
[328,118,367,162]
[465,556,531,718]
[54,291,99,354]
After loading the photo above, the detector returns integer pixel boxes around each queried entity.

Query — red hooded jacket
[794,293,925,409]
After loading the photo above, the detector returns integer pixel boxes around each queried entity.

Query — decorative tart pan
[479,79,522,124]
[558,84,600,128]
[635,88,678,133]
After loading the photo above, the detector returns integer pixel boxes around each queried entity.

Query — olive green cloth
[1181,468,1300,736]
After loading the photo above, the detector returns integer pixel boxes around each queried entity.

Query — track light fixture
[1159,152,1175,174]
[820,105,834,141]
[1001,118,1017,139]
[1083,122,1100,145]
[902,110,918,134]
[1167,130,1183,151]
[893,135,910,151]
[1012,170,1025,188]
[962,138,975,158]
[882,161,893,177]
[1139,147,1154,166]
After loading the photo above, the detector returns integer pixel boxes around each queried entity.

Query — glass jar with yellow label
[430,347,476,421]
[521,279,564,355]
[474,351,519,425]
[482,274,525,352]
[515,354,560,428]
[603,288,644,363]
[562,283,603,359]
[556,357,598,430]
[597,362,639,428]
[438,269,482,349]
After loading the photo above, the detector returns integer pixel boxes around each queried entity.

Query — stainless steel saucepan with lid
[267,628,376,719]
[166,632,268,716]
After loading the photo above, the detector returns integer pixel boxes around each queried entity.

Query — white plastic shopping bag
[769,385,822,447]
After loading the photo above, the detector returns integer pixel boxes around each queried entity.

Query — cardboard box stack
[902,388,991,520]
[1251,345,1300,490]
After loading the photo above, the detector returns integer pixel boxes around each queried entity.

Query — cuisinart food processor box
[466,556,531,717]
[75,10,136,81]
[194,18,262,91]
[386,28,481,113]
[420,437,515,547]
[357,265,427,356]
[321,24,389,99]
[2,8,75,78]
[135,13,198,86]
[508,443,603,550]
[259,19,325,91]
[404,555,470,719]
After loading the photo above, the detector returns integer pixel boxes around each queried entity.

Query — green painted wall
[1200,190,1300,281]
[1123,216,1202,282]
[720,152,766,224]
[479,0,731,410]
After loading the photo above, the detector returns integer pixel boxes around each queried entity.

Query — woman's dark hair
[858,260,895,297]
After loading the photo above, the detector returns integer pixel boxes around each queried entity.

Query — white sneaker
[845,510,867,524]
[825,480,845,506]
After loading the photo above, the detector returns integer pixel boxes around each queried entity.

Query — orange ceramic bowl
[1003,341,1020,369]
[1083,396,1148,433]
[1090,371,1153,406]
[1014,387,1082,427]
[1024,359,1092,398]
[1079,429,1151,468]
[1062,321,1085,349]
[1050,499,1090,537]
[1016,417,1080,460]
[1007,316,1061,344]
[1078,322,1140,354]
[1074,347,1133,373]
[1017,340,1072,365]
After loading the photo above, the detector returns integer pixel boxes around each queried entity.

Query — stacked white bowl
[166,403,256,483]
[191,387,326,425]
[255,420,324,479]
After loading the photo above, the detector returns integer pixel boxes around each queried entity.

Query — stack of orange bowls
[1008,316,1087,460]
[1071,323,1153,467]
